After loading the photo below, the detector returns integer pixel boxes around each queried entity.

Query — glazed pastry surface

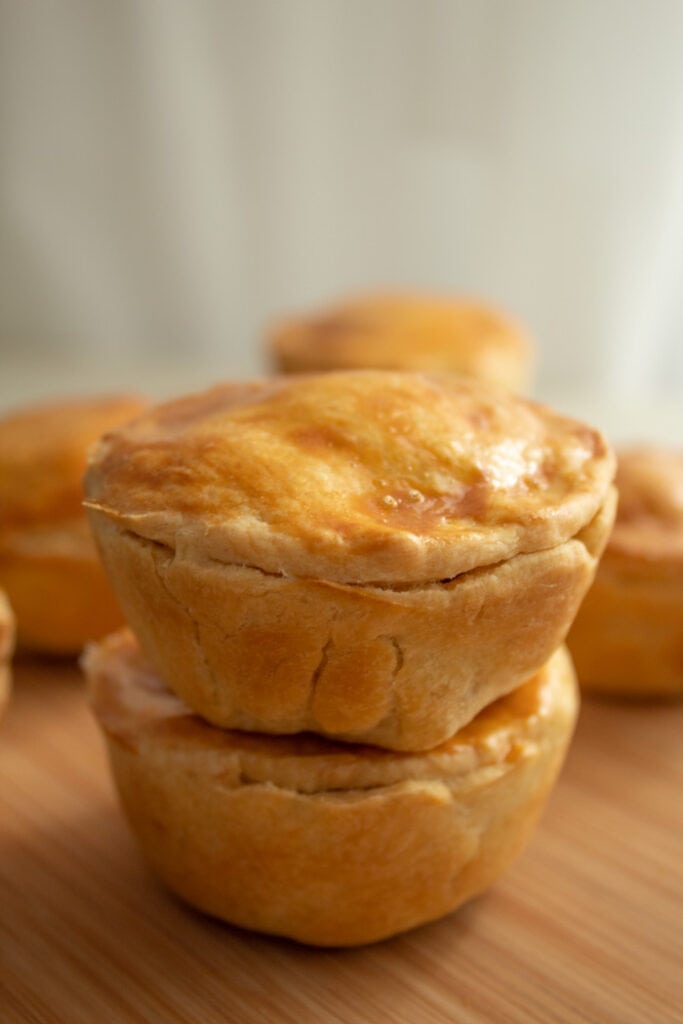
[85,372,614,584]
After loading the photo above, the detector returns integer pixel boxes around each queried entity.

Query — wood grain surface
[1,657,681,1024]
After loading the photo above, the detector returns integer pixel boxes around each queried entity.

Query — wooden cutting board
[1,657,681,1024]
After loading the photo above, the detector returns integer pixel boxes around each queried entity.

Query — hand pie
[85,371,615,749]
[0,394,146,653]
[86,630,578,947]
[269,292,533,392]
[568,446,683,696]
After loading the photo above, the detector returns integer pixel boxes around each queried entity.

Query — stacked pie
[83,371,615,945]
[269,292,533,392]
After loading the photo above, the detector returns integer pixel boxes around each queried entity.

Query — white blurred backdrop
[1,0,682,438]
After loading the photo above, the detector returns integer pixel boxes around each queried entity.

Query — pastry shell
[85,631,578,947]
[269,292,533,392]
[568,446,683,696]
[85,372,614,749]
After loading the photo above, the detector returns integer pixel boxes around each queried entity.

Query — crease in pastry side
[146,538,226,710]
[308,637,334,718]
[186,772,508,803]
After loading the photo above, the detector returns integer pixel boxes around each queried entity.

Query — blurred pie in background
[269,292,533,393]
[0,394,146,654]
[567,446,683,697]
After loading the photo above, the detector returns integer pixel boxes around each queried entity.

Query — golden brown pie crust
[86,630,578,947]
[85,372,614,585]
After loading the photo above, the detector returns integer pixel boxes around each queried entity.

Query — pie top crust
[85,372,614,584]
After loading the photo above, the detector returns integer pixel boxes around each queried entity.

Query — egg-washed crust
[270,292,532,386]
[85,631,578,946]
[0,394,147,534]
[85,372,615,585]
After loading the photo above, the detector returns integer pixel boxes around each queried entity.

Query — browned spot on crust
[363,482,493,532]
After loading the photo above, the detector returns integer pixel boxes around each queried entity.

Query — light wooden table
[1,658,681,1024]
